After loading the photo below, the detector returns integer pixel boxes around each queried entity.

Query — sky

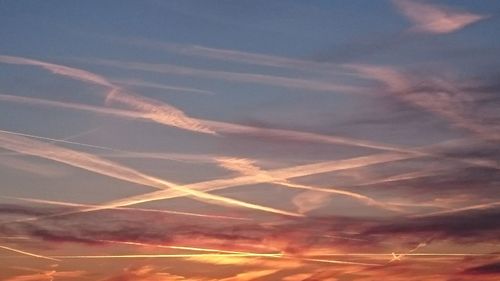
[0,0,499,280]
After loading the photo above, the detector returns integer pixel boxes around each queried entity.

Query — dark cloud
[365,207,500,242]
[462,261,500,275]
[0,203,61,216]
[1,202,498,256]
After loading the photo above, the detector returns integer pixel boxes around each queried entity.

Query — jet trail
[52,151,417,217]
[51,253,281,259]
[0,131,302,218]
[4,196,251,221]
[0,245,60,262]
[100,240,278,256]
[0,128,114,151]
[0,92,415,153]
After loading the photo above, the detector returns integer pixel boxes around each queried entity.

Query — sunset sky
[0,0,499,280]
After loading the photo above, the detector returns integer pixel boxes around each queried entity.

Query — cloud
[292,191,332,214]
[102,266,198,281]
[104,89,215,134]
[0,55,213,134]
[90,58,362,94]
[347,64,500,141]
[101,265,277,281]
[215,157,264,176]
[0,245,59,261]
[218,269,278,281]
[0,91,423,153]
[365,205,500,242]
[214,157,396,212]
[462,261,500,275]
[1,55,431,152]
[4,270,85,281]
[392,0,487,34]
[0,55,113,87]
[129,39,354,76]
[113,78,214,95]
[5,196,250,221]
[84,150,417,218]
[0,130,302,218]
[2,202,497,274]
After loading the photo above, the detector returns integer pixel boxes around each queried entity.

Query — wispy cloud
[4,270,85,281]
[5,196,251,221]
[1,55,425,152]
[0,55,113,87]
[0,245,59,262]
[129,39,356,75]
[104,89,215,134]
[0,131,302,217]
[0,92,418,153]
[347,64,500,141]
[292,191,332,214]
[0,55,213,134]
[67,151,418,217]
[89,58,363,94]
[215,157,400,212]
[392,0,488,34]
[113,78,214,95]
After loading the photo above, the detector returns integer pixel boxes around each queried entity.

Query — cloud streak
[0,245,59,262]
[392,0,487,34]
[347,64,500,141]
[0,55,213,134]
[0,130,302,217]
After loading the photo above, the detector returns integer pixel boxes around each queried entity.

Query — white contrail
[0,131,302,218]
[0,245,60,261]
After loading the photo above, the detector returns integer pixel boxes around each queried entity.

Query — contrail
[0,92,416,153]
[1,128,493,222]
[2,55,420,152]
[348,64,500,141]
[63,137,496,217]
[129,39,358,75]
[62,151,416,217]
[104,89,215,134]
[0,131,302,218]
[278,181,402,212]
[304,253,498,257]
[99,240,277,256]
[8,138,459,221]
[3,92,497,172]
[112,78,214,95]
[47,252,379,267]
[215,157,401,212]
[0,128,114,151]
[299,257,380,266]
[355,168,448,187]
[6,237,380,267]
[0,55,213,134]
[5,55,500,155]
[4,196,251,221]
[50,253,281,259]
[389,242,428,263]
[0,245,60,261]
[89,58,364,94]
[0,120,417,214]
[412,201,500,218]
[0,236,30,240]
[0,55,113,87]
